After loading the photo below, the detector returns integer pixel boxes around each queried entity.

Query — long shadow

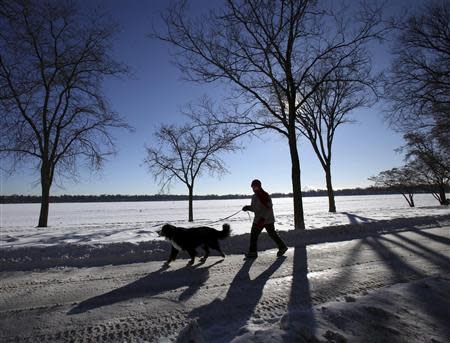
[341,212,374,225]
[283,244,316,339]
[363,236,450,340]
[269,225,449,341]
[189,257,286,343]
[410,227,450,246]
[314,240,365,294]
[285,241,368,341]
[380,234,450,271]
[68,260,223,315]
[364,236,425,282]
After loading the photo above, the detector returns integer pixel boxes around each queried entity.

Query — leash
[151,209,252,228]
[206,209,245,225]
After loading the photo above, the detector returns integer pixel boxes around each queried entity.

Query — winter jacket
[248,192,275,227]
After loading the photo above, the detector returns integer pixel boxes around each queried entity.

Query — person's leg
[247,224,263,257]
[265,223,288,255]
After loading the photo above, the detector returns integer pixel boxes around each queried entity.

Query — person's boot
[244,252,258,259]
[277,246,288,257]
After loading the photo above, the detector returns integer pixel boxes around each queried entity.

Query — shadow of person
[189,257,286,343]
[68,260,223,315]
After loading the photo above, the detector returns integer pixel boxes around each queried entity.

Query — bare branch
[152,0,388,228]
[0,0,131,226]
[145,121,242,194]
[383,0,450,150]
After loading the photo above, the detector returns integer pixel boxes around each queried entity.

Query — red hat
[251,179,261,188]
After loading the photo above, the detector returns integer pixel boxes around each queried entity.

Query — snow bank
[1,195,449,272]
[2,195,448,247]
[230,275,450,343]
[1,214,449,271]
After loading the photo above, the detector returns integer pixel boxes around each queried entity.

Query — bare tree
[154,0,386,229]
[368,164,420,207]
[402,132,449,205]
[0,0,130,227]
[145,123,241,221]
[384,0,450,149]
[297,61,377,212]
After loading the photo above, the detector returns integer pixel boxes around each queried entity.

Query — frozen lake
[1,194,449,247]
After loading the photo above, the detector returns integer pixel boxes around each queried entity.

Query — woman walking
[242,179,288,259]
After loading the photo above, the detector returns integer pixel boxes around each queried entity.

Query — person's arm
[242,195,256,212]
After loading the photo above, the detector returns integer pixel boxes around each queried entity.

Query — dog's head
[157,224,176,239]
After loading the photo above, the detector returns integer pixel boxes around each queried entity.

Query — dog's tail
[218,223,231,239]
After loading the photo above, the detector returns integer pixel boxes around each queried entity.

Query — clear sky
[1,0,423,196]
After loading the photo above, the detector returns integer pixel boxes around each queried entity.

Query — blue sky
[1,0,420,196]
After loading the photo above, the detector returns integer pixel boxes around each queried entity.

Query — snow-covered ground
[0,194,449,342]
[1,194,448,247]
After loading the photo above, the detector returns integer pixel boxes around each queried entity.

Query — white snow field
[1,194,448,246]
[1,194,449,342]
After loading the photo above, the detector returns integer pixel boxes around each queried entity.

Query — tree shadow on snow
[5,214,449,272]
[282,224,450,342]
[381,233,450,270]
[282,244,316,341]
[341,212,374,225]
[67,260,223,315]
[410,227,450,246]
[189,257,286,342]
[360,235,450,341]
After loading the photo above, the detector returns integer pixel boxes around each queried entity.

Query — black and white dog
[158,223,231,265]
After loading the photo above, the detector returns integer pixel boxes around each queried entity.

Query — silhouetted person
[242,179,288,259]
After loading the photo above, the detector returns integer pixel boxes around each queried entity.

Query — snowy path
[1,225,449,342]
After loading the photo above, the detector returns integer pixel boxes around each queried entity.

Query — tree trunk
[325,165,336,213]
[409,194,415,207]
[438,184,448,205]
[38,163,52,227]
[400,192,415,207]
[288,133,306,230]
[188,185,194,222]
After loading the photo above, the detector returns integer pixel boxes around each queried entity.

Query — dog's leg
[187,249,197,265]
[211,241,226,258]
[166,246,179,265]
[201,244,210,262]
[217,247,225,258]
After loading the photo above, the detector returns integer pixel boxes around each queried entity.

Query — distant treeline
[2,185,447,204]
